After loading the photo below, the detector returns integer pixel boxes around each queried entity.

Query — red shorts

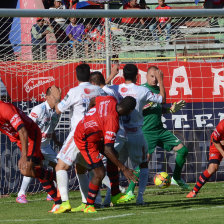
[209,145,223,164]
[75,139,104,169]
[17,126,43,163]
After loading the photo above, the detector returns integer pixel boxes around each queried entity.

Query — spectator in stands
[204,0,224,27]
[83,23,100,57]
[49,0,70,59]
[31,18,53,61]
[49,0,67,29]
[42,0,54,9]
[149,0,172,42]
[66,17,85,57]
[121,0,145,44]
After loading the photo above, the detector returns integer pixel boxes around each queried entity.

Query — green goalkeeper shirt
[141,83,163,132]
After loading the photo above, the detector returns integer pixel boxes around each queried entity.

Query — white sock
[77,173,89,204]
[137,168,148,202]
[56,170,69,202]
[18,176,32,197]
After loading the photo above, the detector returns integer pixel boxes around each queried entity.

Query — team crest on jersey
[86,108,96,116]
[30,112,38,118]
[84,88,94,94]
[120,87,128,93]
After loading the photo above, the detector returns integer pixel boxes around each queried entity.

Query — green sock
[126,166,140,194]
[173,146,188,180]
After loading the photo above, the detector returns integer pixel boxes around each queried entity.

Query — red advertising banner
[1,61,224,103]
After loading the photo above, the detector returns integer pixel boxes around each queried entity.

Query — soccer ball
[153,172,171,189]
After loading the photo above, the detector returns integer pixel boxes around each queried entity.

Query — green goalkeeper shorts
[143,128,182,154]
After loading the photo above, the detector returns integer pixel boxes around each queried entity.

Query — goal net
[0,2,224,195]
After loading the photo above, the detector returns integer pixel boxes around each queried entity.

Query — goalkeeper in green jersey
[126,65,189,197]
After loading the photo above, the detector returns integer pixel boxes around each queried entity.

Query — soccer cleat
[46,194,54,201]
[71,203,86,212]
[125,191,136,201]
[16,195,28,204]
[186,191,197,198]
[136,200,146,206]
[48,204,60,213]
[54,201,71,214]
[171,177,190,190]
[111,193,130,205]
[84,205,97,214]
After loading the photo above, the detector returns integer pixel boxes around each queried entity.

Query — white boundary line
[1,206,224,223]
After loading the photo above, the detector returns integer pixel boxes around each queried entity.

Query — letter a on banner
[212,68,224,95]
[169,66,192,96]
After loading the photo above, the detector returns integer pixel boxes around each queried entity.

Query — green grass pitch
[1,182,224,224]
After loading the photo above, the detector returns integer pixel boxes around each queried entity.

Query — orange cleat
[186,191,197,198]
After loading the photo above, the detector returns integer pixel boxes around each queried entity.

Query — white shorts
[114,130,147,167]
[41,144,57,164]
[57,128,87,167]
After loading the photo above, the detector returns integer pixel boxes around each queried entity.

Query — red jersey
[211,120,224,143]
[74,96,119,149]
[156,4,171,23]
[0,101,39,143]
[208,119,224,161]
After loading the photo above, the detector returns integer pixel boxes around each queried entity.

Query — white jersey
[29,101,60,147]
[102,85,120,102]
[57,82,105,130]
[111,83,162,129]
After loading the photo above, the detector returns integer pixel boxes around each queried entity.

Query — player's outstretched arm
[18,127,34,177]
[49,85,61,114]
[104,144,138,183]
[105,64,119,85]
[155,70,166,103]
[169,100,186,113]
[162,100,186,114]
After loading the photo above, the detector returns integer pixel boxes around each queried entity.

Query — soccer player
[88,69,121,206]
[186,119,224,198]
[74,95,138,213]
[110,64,166,205]
[50,63,106,214]
[16,87,61,204]
[126,65,189,197]
[0,99,61,211]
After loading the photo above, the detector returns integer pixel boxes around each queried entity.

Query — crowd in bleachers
[31,0,224,60]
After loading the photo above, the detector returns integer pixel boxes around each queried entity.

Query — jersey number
[99,100,110,117]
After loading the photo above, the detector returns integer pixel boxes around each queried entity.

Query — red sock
[34,166,55,182]
[86,182,99,205]
[193,169,211,193]
[107,160,120,196]
[39,178,61,204]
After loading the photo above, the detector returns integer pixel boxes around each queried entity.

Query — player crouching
[74,95,138,213]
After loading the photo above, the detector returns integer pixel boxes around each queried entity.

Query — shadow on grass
[102,196,224,212]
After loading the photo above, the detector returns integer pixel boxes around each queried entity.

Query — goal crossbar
[0,9,224,18]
